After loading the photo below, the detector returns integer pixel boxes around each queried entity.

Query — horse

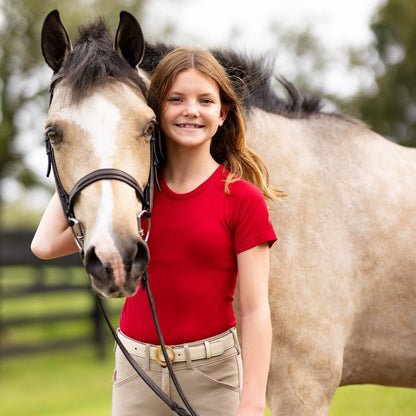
[40,10,416,416]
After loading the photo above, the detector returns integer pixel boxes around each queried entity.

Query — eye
[45,128,62,144]
[144,121,155,137]
[167,96,182,103]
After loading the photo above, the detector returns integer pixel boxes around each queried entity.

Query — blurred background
[1,0,416,415]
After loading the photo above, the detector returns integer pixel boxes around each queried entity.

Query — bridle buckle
[68,217,84,251]
[137,210,151,242]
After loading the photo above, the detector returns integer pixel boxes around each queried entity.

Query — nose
[84,237,149,298]
[183,101,199,117]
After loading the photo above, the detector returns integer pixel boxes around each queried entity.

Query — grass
[2,343,416,415]
[1,346,114,416]
[329,385,416,416]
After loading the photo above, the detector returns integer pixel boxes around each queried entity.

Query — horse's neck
[246,109,315,174]
[245,108,396,173]
[246,107,416,222]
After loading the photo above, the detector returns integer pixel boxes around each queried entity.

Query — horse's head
[41,10,155,298]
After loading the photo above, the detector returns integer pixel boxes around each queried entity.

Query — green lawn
[1,345,416,416]
[1,346,113,416]
[330,385,416,416]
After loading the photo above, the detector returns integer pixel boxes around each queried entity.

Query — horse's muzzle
[84,238,149,298]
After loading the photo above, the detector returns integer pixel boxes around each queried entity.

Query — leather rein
[46,73,197,416]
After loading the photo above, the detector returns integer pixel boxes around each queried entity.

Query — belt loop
[204,341,212,359]
[145,343,150,371]
[184,344,192,369]
[231,327,241,354]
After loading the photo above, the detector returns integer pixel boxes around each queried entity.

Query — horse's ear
[41,10,72,72]
[115,11,145,68]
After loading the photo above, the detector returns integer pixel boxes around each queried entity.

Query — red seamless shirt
[120,165,277,345]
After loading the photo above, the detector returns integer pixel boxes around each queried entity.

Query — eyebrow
[169,90,216,95]
[168,91,218,100]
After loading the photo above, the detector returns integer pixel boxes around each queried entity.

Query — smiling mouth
[176,123,203,129]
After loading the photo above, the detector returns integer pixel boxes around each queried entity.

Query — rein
[46,73,198,416]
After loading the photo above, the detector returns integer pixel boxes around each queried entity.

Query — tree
[0,0,146,201]
[348,0,416,147]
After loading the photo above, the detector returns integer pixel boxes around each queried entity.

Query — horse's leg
[267,342,342,415]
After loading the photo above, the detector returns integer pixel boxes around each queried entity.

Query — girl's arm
[236,242,272,416]
[31,192,79,259]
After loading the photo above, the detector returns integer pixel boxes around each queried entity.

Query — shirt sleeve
[228,180,277,255]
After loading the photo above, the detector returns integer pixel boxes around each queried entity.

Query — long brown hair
[147,47,283,200]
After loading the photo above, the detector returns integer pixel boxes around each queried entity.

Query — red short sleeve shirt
[120,166,277,345]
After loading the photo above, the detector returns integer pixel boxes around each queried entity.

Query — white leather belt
[117,329,236,367]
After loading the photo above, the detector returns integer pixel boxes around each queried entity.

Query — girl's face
[160,68,228,154]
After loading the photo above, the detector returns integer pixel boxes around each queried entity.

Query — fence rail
[0,230,119,358]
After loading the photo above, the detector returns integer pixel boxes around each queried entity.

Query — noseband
[45,72,160,251]
[45,73,197,416]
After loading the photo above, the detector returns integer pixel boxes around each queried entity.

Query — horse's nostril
[122,241,149,295]
[135,241,149,265]
[84,245,109,283]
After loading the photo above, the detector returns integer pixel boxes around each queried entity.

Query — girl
[32,47,278,416]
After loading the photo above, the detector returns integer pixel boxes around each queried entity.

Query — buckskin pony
[40,10,416,415]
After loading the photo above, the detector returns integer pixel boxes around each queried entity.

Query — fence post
[93,295,107,360]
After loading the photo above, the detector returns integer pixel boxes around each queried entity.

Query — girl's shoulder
[218,167,265,200]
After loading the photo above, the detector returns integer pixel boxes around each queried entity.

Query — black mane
[61,19,147,103]
[61,20,324,117]
[140,43,324,118]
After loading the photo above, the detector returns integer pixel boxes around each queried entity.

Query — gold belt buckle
[154,345,176,367]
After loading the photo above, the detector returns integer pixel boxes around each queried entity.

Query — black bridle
[46,73,197,416]
[46,72,159,249]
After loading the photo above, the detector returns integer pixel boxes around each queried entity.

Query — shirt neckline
[159,165,224,200]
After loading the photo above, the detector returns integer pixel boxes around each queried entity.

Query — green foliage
[348,0,416,146]
[1,201,46,229]
[0,0,146,195]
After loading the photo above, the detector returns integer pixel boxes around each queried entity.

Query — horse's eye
[144,122,155,137]
[47,130,61,144]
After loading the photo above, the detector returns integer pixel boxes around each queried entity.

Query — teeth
[177,124,201,128]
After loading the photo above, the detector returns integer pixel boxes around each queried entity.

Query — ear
[218,106,229,126]
[115,11,145,68]
[41,10,72,72]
